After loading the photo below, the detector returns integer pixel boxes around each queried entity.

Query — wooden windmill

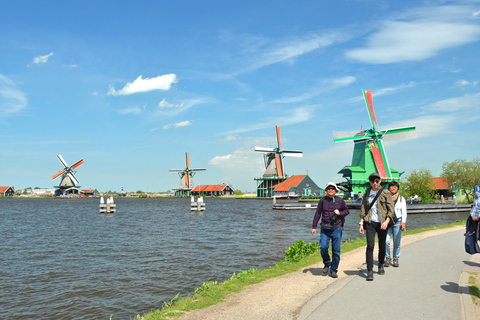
[169,152,206,196]
[254,125,303,197]
[333,89,417,194]
[52,154,84,196]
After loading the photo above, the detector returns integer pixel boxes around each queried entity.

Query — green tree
[403,168,435,203]
[234,189,244,195]
[441,158,480,202]
[136,190,144,194]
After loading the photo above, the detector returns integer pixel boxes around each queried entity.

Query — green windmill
[333,89,417,195]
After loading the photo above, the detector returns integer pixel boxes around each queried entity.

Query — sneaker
[330,271,338,278]
[378,263,385,275]
[385,256,391,267]
[393,258,399,267]
[366,270,374,281]
[322,265,330,274]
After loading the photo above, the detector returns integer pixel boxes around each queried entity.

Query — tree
[403,168,435,203]
[234,189,244,195]
[136,190,144,194]
[441,158,480,202]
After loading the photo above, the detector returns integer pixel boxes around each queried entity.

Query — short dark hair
[388,181,400,189]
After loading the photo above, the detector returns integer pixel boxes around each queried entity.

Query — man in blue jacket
[312,182,350,278]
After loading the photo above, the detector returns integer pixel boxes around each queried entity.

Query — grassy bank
[130,221,465,320]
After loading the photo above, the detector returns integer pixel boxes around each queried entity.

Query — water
[0,198,468,319]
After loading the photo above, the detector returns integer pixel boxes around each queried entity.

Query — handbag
[320,223,336,231]
[387,195,401,228]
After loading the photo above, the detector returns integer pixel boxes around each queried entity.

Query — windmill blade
[185,152,190,169]
[169,169,184,172]
[275,154,284,177]
[52,169,65,179]
[71,159,84,170]
[375,138,392,179]
[283,150,303,157]
[185,172,190,188]
[190,168,206,171]
[276,125,282,149]
[333,130,370,142]
[57,154,69,168]
[381,127,417,142]
[255,146,276,153]
[67,172,80,185]
[363,90,378,131]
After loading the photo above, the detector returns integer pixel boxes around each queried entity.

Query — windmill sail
[255,125,303,178]
[333,89,417,180]
[52,154,83,187]
[169,152,205,191]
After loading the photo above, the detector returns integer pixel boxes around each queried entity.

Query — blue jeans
[386,220,403,259]
[320,226,343,273]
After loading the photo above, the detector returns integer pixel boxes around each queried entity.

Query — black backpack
[464,216,480,254]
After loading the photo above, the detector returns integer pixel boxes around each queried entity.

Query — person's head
[388,181,400,195]
[325,182,339,198]
[368,173,382,191]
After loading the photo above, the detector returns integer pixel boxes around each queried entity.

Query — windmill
[333,89,417,194]
[169,152,206,196]
[52,154,84,195]
[254,125,303,197]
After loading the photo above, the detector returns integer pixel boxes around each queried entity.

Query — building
[191,184,235,196]
[272,175,323,198]
[81,189,100,197]
[0,186,15,197]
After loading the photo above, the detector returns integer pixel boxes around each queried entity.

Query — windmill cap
[369,173,381,180]
[325,182,339,192]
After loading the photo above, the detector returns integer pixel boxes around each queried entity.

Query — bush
[284,240,318,262]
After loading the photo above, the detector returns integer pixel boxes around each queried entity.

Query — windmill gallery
[11,90,417,198]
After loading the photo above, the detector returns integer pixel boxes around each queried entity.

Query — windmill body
[254,126,303,197]
[52,154,84,196]
[333,90,417,195]
[169,152,206,197]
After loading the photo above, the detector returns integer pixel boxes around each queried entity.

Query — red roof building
[0,186,15,196]
[273,175,322,198]
[191,184,234,196]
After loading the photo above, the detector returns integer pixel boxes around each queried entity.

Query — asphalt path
[298,229,474,320]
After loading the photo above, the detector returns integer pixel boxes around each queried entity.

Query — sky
[1,0,480,193]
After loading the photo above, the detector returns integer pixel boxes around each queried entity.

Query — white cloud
[421,92,480,112]
[0,74,27,116]
[224,106,314,135]
[118,107,142,115]
[273,76,357,104]
[345,6,480,64]
[152,97,211,117]
[474,10,480,17]
[108,74,177,96]
[158,99,185,109]
[32,52,54,64]
[163,120,193,129]
[454,79,477,87]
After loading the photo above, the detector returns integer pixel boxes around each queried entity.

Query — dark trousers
[365,221,387,271]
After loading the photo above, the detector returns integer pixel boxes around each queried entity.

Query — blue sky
[1,0,480,192]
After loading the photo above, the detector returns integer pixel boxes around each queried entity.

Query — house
[0,186,15,197]
[431,177,451,199]
[81,189,100,197]
[272,175,323,198]
[191,184,235,196]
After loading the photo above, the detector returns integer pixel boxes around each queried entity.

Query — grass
[126,220,465,320]
[469,272,480,303]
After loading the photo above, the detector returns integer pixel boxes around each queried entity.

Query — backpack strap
[367,188,383,212]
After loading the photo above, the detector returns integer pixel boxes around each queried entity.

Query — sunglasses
[326,188,336,191]
[369,179,381,184]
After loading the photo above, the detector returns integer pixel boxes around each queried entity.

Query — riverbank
[138,222,468,320]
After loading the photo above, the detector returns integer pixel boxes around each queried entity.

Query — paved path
[298,229,476,320]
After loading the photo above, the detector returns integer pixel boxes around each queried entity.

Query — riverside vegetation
[123,221,465,320]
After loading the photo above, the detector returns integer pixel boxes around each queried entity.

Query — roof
[432,177,449,189]
[0,186,13,193]
[192,184,230,192]
[81,189,95,193]
[274,175,306,192]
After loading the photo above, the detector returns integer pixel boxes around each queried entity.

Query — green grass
[126,220,465,320]
[469,272,480,302]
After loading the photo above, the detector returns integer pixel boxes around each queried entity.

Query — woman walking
[385,181,407,268]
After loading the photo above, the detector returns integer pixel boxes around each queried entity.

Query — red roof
[274,175,306,192]
[432,177,449,189]
[192,184,229,192]
[0,186,13,193]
